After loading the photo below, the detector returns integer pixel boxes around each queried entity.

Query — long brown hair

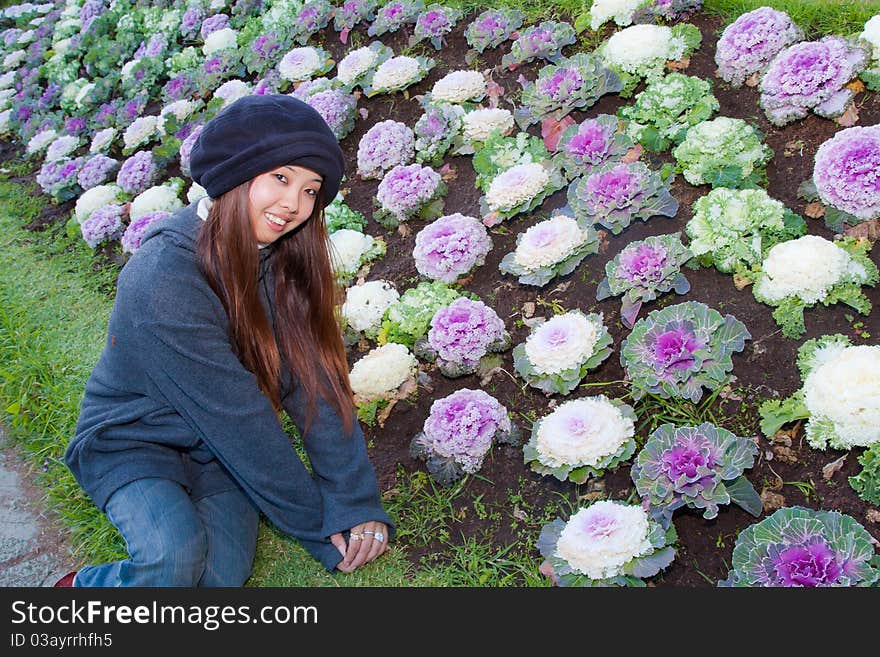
[196,183,355,436]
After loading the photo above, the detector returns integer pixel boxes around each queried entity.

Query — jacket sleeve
[282,382,394,540]
[132,251,346,571]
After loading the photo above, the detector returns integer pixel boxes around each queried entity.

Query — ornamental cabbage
[513,310,613,396]
[759,334,880,451]
[460,107,515,148]
[567,161,679,235]
[363,55,435,97]
[367,0,424,38]
[751,235,878,339]
[524,395,637,484]
[685,187,806,274]
[620,301,751,402]
[481,161,566,226]
[553,115,634,181]
[328,228,386,284]
[538,500,676,587]
[631,422,761,521]
[499,212,600,287]
[336,42,393,90]
[424,70,486,106]
[596,232,692,328]
[277,46,334,82]
[588,0,650,31]
[349,342,418,403]
[472,131,550,193]
[759,37,869,126]
[673,116,773,188]
[415,297,510,377]
[414,102,464,166]
[714,7,804,87]
[410,388,517,485]
[500,20,576,68]
[515,53,622,129]
[413,213,492,283]
[464,8,524,55]
[619,73,719,152]
[411,4,462,50]
[374,163,446,229]
[812,125,880,228]
[325,195,368,234]
[341,280,400,340]
[356,120,415,180]
[719,507,880,587]
[380,280,461,348]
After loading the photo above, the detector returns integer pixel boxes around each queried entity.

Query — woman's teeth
[266,212,286,226]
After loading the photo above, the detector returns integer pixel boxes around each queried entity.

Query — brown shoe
[53,571,77,587]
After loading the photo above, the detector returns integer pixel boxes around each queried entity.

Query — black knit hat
[189,94,345,204]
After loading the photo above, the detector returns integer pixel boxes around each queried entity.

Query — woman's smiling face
[247,164,323,244]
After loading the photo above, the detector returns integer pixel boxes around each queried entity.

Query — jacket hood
[139,202,202,253]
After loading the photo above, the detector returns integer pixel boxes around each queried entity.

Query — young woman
[61,94,392,587]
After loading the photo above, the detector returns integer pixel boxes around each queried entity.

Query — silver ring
[363,530,375,536]
[373,531,385,543]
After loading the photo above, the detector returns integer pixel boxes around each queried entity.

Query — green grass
[703,0,880,36]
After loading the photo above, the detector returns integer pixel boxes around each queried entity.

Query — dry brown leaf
[845,79,866,94]
[744,72,760,87]
[760,489,786,512]
[821,454,847,481]
[522,301,536,318]
[783,140,804,157]
[772,445,798,464]
[835,104,859,127]
[866,509,880,524]
[438,162,457,181]
[579,491,604,502]
[666,56,690,71]
[621,144,644,163]
[397,223,411,238]
[772,425,798,446]
[733,273,752,290]
[844,218,880,242]
[455,273,473,286]
[597,229,610,254]
[512,506,529,522]
[804,201,826,219]
[482,212,501,227]
[375,399,397,427]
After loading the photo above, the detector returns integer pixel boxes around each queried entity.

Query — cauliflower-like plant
[356,120,415,180]
[374,163,446,229]
[341,280,400,341]
[481,160,566,227]
[349,342,418,424]
[472,131,549,192]
[380,280,461,348]
[464,8,524,56]
[500,20,576,68]
[413,213,492,283]
[363,54,434,97]
[553,115,634,181]
[328,228,386,284]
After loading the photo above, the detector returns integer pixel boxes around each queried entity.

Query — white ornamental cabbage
[187,182,208,204]
[430,70,486,104]
[342,280,400,334]
[555,501,654,580]
[802,345,880,449]
[26,128,57,155]
[278,46,326,82]
[534,396,635,469]
[122,115,161,151]
[485,162,550,213]
[337,46,378,85]
[329,228,379,278]
[160,99,199,121]
[129,183,184,220]
[44,135,79,163]
[90,128,117,153]
[371,56,421,90]
[602,24,684,77]
[74,184,124,223]
[524,311,600,376]
[513,214,593,271]
[349,342,417,401]
[461,107,514,143]
[754,235,867,304]
[860,15,880,61]
[589,0,649,31]
[0,108,10,133]
[202,27,238,55]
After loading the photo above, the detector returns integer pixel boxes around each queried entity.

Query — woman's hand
[330,521,390,573]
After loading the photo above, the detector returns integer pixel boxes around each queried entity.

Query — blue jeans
[74,478,260,587]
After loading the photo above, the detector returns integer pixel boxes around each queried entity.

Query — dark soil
[6,10,879,587]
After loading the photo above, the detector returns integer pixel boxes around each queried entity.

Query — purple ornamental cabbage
[76,154,119,191]
[374,163,445,228]
[412,4,462,50]
[410,388,517,484]
[715,7,804,87]
[162,72,199,104]
[516,53,622,129]
[356,120,415,180]
[501,21,576,68]
[243,33,285,76]
[554,114,634,180]
[305,89,357,141]
[200,14,230,39]
[179,125,203,177]
[116,151,158,195]
[759,37,869,126]
[719,507,880,587]
[180,5,205,40]
[414,102,464,166]
[464,9,524,54]
[567,161,679,235]
[292,2,333,45]
[35,157,85,202]
[367,0,424,37]
[412,213,492,283]
[596,233,693,328]
[417,297,510,377]
[620,300,751,402]
[64,116,88,138]
[812,124,880,222]
[334,0,379,32]
[121,210,172,254]
[80,203,125,248]
[631,422,761,522]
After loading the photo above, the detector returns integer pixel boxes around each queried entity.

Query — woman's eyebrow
[283,165,323,183]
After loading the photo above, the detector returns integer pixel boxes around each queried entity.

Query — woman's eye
[274,174,287,183]
[306,189,318,197]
